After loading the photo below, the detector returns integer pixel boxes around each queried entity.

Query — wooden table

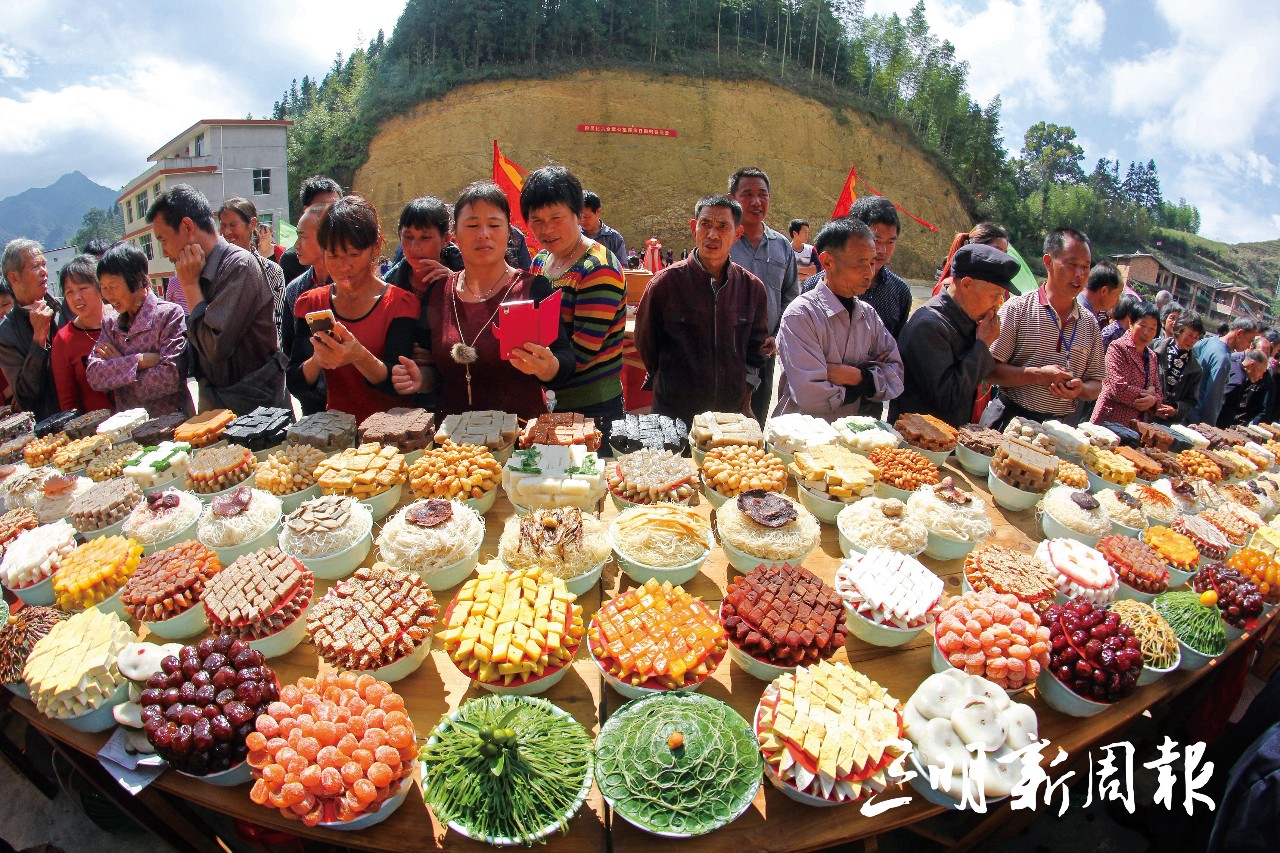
[10,457,1272,853]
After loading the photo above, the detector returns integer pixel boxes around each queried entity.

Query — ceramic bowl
[320,776,414,831]
[471,660,575,696]
[1136,649,1180,686]
[589,641,713,700]
[718,534,812,574]
[987,470,1043,512]
[368,638,433,683]
[206,517,282,567]
[767,443,796,469]
[726,640,797,681]
[1085,469,1124,494]
[409,537,483,592]
[837,529,926,560]
[137,516,200,556]
[91,586,129,621]
[609,520,710,587]
[1035,670,1111,717]
[281,527,372,581]
[1111,519,1146,538]
[277,483,321,515]
[247,613,309,659]
[194,472,256,504]
[701,481,731,508]
[795,481,853,525]
[874,481,916,503]
[63,682,129,732]
[843,604,928,647]
[360,483,404,523]
[923,528,978,561]
[564,558,607,598]
[463,488,499,516]
[1224,621,1245,643]
[762,760,852,808]
[1166,564,1196,587]
[10,572,56,606]
[608,490,694,513]
[143,603,209,640]
[955,443,995,476]
[177,760,253,787]
[1115,582,1161,605]
[1041,507,1103,549]
[908,443,953,469]
[5,681,30,699]
[1177,639,1222,671]
[79,513,129,541]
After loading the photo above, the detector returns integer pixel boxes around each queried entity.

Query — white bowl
[79,512,130,541]
[194,471,257,504]
[10,572,56,606]
[874,481,916,503]
[1166,564,1195,587]
[6,681,30,699]
[1035,670,1111,717]
[276,483,320,515]
[837,529,926,560]
[726,639,797,681]
[251,443,285,465]
[908,443,953,469]
[610,526,710,587]
[402,448,426,467]
[1086,469,1125,493]
[564,558,607,598]
[1177,638,1222,671]
[843,603,928,647]
[796,482,852,525]
[62,681,129,732]
[411,539,482,592]
[768,443,795,468]
[367,637,433,683]
[1111,519,1146,538]
[421,700,592,846]
[589,641,713,700]
[491,443,514,466]
[923,528,977,561]
[1115,582,1160,605]
[762,760,850,808]
[701,481,730,508]
[931,635,954,674]
[463,488,499,516]
[143,603,209,640]
[472,659,575,696]
[608,489,694,513]
[321,776,413,831]
[92,586,128,621]
[246,613,309,659]
[987,470,1043,512]
[177,759,253,787]
[691,443,707,466]
[955,444,994,476]
[360,483,404,522]
[1137,649,1180,686]
[718,534,812,574]
[281,527,372,581]
[206,518,282,567]
[1041,508,1103,549]
[1224,621,1244,642]
[137,516,200,556]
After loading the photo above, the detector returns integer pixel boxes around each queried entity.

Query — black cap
[953,244,1020,291]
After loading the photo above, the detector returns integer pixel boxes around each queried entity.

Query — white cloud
[0,43,25,78]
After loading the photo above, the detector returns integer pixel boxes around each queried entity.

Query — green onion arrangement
[419,695,592,844]
[1155,590,1227,656]
[595,692,762,837]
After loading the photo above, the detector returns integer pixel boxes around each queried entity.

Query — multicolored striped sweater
[531,241,626,409]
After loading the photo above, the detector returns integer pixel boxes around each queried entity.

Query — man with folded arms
[891,243,1018,427]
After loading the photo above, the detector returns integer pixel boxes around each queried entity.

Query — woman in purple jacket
[86,242,193,417]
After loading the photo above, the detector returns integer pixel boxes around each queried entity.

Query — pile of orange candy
[1227,547,1280,606]
[246,672,416,826]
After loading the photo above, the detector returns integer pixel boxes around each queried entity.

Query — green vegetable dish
[596,692,763,837]
[419,695,593,844]
[1155,590,1227,656]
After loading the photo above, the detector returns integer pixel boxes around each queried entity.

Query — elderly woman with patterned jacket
[1091,302,1177,425]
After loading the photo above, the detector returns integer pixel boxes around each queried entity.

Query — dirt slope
[355,70,971,278]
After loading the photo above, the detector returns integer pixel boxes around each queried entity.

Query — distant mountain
[0,171,119,249]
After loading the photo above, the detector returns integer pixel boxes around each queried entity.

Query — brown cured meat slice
[407,499,452,528]
[737,490,797,528]
[721,563,846,666]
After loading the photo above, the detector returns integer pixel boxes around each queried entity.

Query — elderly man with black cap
[889,243,1018,427]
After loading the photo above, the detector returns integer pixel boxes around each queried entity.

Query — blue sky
[1,1,1277,245]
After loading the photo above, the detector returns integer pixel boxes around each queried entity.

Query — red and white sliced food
[1034,538,1118,605]
[835,548,943,629]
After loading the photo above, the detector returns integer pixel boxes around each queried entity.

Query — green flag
[1005,244,1040,294]
[278,219,298,250]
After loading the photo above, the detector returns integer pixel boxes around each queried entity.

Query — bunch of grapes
[1192,563,1264,629]
[1043,598,1143,703]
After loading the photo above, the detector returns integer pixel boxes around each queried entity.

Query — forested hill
[276,0,1236,285]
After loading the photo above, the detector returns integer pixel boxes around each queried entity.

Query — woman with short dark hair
[390,182,575,417]
[1092,302,1176,424]
[86,243,192,416]
[287,196,420,423]
[50,254,114,411]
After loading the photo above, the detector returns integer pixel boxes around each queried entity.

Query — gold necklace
[449,271,521,405]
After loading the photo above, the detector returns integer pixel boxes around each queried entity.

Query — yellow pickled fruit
[1200,589,1219,608]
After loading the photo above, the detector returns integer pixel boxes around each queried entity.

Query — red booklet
[493,288,562,359]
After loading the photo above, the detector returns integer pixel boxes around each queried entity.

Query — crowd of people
[1,163,1276,441]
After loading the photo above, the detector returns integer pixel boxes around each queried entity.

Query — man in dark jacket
[1150,312,1205,425]
[0,238,65,420]
[889,244,1017,426]
[634,195,769,425]
[1219,349,1272,427]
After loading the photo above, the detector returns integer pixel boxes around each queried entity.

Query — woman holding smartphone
[390,182,574,418]
[287,196,419,423]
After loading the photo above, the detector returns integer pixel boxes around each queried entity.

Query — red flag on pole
[492,140,542,253]
[830,164,939,232]
[831,165,858,218]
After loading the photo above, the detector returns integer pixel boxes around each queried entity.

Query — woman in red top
[390,182,574,418]
[1092,302,1178,425]
[50,255,113,412]
[287,196,419,424]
